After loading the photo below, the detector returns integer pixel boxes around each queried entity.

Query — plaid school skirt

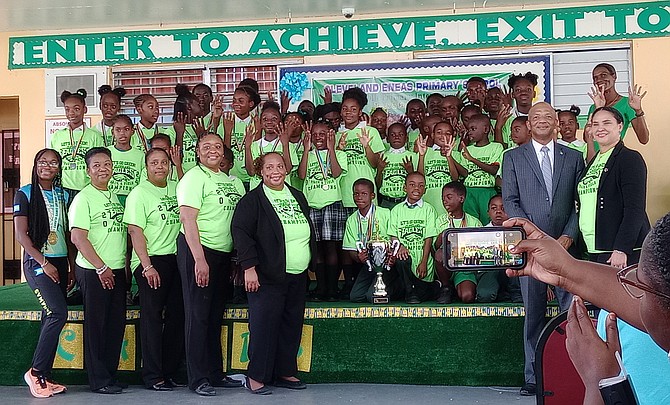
[309,201,350,242]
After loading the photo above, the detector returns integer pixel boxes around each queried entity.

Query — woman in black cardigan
[232,152,316,395]
[578,106,650,267]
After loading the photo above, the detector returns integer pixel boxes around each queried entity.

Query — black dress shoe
[165,378,187,388]
[273,378,307,390]
[211,376,243,388]
[245,377,272,395]
[195,382,216,396]
[93,385,123,394]
[149,381,172,391]
[406,295,420,304]
[520,383,536,396]
[113,380,129,389]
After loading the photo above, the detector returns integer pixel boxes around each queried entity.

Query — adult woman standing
[177,133,245,396]
[588,63,649,145]
[68,147,127,394]
[233,152,316,395]
[124,148,184,391]
[15,149,70,398]
[577,107,650,268]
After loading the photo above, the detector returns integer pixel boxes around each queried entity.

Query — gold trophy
[356,229,401,304]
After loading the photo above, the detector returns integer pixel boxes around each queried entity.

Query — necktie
[540,146,552,203]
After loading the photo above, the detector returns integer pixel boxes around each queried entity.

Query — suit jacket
[502,141,585,239]
[579,142,650,255]
[232,183,317,285]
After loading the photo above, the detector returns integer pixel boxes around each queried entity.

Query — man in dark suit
[502,102,585,396]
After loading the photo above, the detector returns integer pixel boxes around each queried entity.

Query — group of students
[15,61,652,398]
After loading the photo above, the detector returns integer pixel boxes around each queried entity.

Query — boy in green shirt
[433,182,504,304]
[389,172,441,304]
[107,115,145,207]
[405,99,427,149]
[457,114,503,225]
[344,179,404,303]
[376,123,416,209]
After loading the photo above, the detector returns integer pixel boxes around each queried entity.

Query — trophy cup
[356,237,401,304]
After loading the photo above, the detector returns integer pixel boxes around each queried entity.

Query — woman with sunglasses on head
[68,147,127,394]
[15,149,70,398]
[505,212,670,405]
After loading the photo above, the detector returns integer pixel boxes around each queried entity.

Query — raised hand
[628,84,647,112]
[588,85,606,108]
[461,142,472,161]
[244,121,258,146]
[212,95,224,118]
[326,129,336,151]
[191,116,207,137]
[501,85,514,107]
[496,104,513,126]
[402,156,413,173]
[440,137,455,158]
[378,155,388,171]
[337,132,348,150]
[416,134,428,156]
[168,145,183,168]
[223,111,235,135]
[280,90,291,113]
[251,114,262,141]
[320,87,333,104]
[359,127,371,148]
[173,111,186,135]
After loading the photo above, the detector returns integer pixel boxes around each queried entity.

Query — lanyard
[357,205,376,245]
[259,137,280,156]
[448,214,467,229]
[134,123,155,152]
[314,149,330,180]
[100,122,110,147]
[68,124,87,161]
[40,187,62,232]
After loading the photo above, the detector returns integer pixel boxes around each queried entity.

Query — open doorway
[0,98,20,285]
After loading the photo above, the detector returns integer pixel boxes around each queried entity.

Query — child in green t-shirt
[457,114,503,225]
[495,116,531,188]
[389,172,441,304]
[223,86,262,187]
[336,87,386,209]
[370,107,389,148]
[244,102,297,189]
[376,123,416,209]
[107,115,145,207]
[558,106,587,161]
[418,114,442,150]
[417,121,466,217]
[343,179,406,303]
[285,111,306,190]
[298,121,348,301]
[433,182,486,304]
[132,94,168,153]
[405,99,426,149]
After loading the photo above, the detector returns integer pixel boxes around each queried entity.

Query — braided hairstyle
[28,149,65,250]
[97,85,126,103]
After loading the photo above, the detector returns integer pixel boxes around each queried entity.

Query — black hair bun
[175,83,191,96]
[98,84,112,96]
[76,88,87,98]
[60,90,72,103]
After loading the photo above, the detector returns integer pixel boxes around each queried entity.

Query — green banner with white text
[8,2,670,69]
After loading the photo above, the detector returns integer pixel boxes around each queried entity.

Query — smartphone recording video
[443,227,526,271]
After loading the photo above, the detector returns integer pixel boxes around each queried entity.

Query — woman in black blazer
[232,152,316,395]
[578,106,650,267]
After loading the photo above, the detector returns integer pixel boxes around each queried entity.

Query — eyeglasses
[36,161,59,168]
[617,264,670,301]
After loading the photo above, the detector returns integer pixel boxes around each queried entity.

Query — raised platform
[0,283,559,387]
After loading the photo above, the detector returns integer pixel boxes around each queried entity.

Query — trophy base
[372,296,389,304]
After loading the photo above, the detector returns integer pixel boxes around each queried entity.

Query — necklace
[40,185,61,246]
[357,205,376,245]
[68,123,87,170]
[448,214,467,229]
[314,148,331,190]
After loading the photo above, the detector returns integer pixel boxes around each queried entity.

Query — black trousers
[133,254,185,387]
[75,265,127,391]
[23,254,69,376]
[398,258,440,302]
[177,234,230,390]
[247,271,307,384]
[349,262,405,303]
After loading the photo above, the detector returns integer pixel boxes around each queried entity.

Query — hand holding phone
[442,226,526,271]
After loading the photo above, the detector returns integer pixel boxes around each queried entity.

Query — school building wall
[0,6,669,226]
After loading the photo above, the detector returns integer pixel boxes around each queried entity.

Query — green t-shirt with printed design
[230,118,251,183]
[123,179,180,269]
[107,146,145,197]
[248,137,300,190]
[68,184,126,269]
[336,125,386,208]
[423,147,462,217]
[436,212,483,234]
[389,201,438,281]
[342,205,391,251]
[176,165,244,252]
[379,150,416,199]
[303,149,348,209]
[50,126,103,191]
[578,148,614,254]
[500,115,515,149]
[288,141,305,190]
[95,121,115,147]
[407,128,421,150]
[131,122,170,153]
[456,142,503,188]
[263,185,311,274]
